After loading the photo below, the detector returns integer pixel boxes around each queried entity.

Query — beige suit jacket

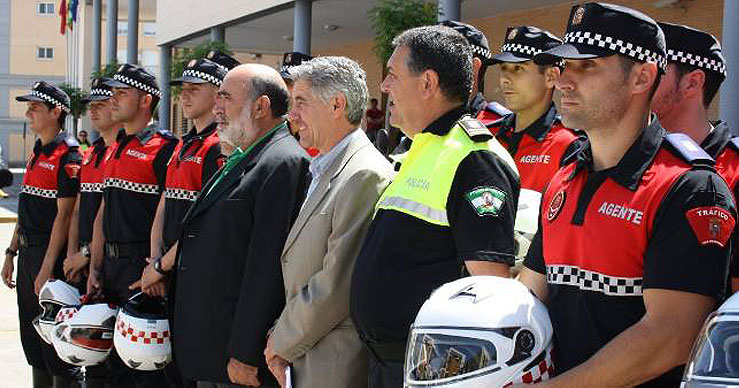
[271,131,392,388]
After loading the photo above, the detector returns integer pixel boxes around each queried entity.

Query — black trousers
[17,243,81,379]
[368,357,404,388]
[101,252,167,387]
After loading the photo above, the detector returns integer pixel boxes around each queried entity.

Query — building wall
[9,0,67,76]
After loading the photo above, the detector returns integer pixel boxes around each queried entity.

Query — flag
[69,0,79,31]
[59,0,68,35]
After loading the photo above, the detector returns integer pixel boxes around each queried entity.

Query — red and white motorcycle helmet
[33,279,81,344]
[50,303,119,366]
[113,293,171,371]
[513,189,541,269]
[682,292,739,387]
[405,276,554,388]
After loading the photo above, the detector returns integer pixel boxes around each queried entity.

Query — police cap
[170,58,228,87]
[16,81,71,113]
[492,26,562,64]
[659,22,726,79]
[439,20,494,65]
[280,51,313,79]
[103,63,161,98]
[82,77,114,103]
[205,51,241,72]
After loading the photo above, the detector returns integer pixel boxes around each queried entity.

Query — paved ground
[0,171,31,387]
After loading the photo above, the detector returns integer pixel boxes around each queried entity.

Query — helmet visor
[66,327,114,352]
[684,313,739,383]
[406,332,498,383]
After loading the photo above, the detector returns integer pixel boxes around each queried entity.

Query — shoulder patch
[459,117,493,142]
[685,206,735,247]
[664,133,715,167]
[729,137,739,152]
[157,129,177,140]
[484,101,512,117]
[466,186,506,217]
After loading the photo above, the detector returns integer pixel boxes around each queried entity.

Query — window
[117,24,128,36]
[143,22,156,37]
[37,47,54,60]
[38,2,55,15]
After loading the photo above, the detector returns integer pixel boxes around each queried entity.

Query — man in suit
[167,64,310,388]
[263,56,392,388]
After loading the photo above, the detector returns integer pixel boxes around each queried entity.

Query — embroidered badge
[187,59,197,68]
[466,186,506,217]
[508,28,518,41]
[572,6,585,25]
[685,206,735,247]
[64,163,80,179]
[547,190,566,222]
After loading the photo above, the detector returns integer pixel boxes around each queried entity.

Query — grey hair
[289,56,369,125]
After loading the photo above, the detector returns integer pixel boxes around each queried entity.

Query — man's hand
[87,268,103,297]
[227,358,261,387]
[34,265,53,295]
[63,252,89,284]
[2,255,15,289]
[129,258,167,298]
[264,335,289,387]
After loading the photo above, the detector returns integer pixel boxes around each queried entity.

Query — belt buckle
[106,243,119,259]
[18,234,27,248]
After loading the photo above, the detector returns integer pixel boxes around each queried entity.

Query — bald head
[223,64,290,117]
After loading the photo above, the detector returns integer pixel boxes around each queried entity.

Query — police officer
[488,26,582,193]
[203,51,240,157]
[2,81,82,388]
[518,3,736,387]
[60,78,119,388]
[87,64,177,387]
[651,22,739,292]
[350,25,520,388]
[439,20,511,125]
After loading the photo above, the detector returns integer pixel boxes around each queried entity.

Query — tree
[369,0,437,64]
[91,61,120,79]
[59,83,88,135]
[171,41,233,98]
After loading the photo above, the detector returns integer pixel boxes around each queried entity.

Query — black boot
[52,375,82,388]
[32,368,53,388]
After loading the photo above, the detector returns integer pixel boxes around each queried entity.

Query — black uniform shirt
[78,137,110,244]
[350,106,520,344]
[19,133,81,235]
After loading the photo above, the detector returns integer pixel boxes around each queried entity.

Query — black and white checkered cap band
[666,48,726,76]
[81,182,104,193]
[471,45,492,60]
[182,69,222,86]
[564,31,667,70]
[113,74,162,98]
[164,188,198,202]
[280,64,296,73]
[104,178,159,195]
[501,43,542,57]
[21,184,58,199]
[547,264,643,296]
[32,90,70,113]
[90,88,113,98]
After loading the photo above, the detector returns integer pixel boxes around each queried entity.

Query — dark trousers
[101,251,167,387]
[364,340,405,388]
[17,243,81,379]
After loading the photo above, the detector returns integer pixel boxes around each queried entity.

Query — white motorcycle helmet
[405,276,554,387]
[34,279,81,344]
[513,189,542,272]
[682,292,739,387]
[51,303,119,366]
[113,293,171,371]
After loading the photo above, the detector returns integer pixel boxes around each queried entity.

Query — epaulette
[729,137,739,152]
[64,136,79,148]
[664,133,715,167]
[484,101,512,117]
[458,116,493,142]
[157,129,177,140]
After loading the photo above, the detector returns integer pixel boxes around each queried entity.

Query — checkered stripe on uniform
[81,182,104,193]
[55,307,78,323]
[503,350,554,387]
[501,43,542,57]
[116,319,170,344]
[164,188,198,202]
[21,184,58,199]
[32,90,71,113]
[90,88,113,98]
[104,178,159,195]
[564,31,667,71]
[471,45,493,60]
[547,264,643,296]
[182,69,222,86]
[113,74,162,98]
[666,49,726,76]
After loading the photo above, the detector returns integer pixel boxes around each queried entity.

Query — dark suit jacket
[172,125,310,384]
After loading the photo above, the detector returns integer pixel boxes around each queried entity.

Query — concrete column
[721,0,739,135]
[92,0,102,73]
[106,0,118,64]
[159,44,172,132]
[210,26,225,42]
[127,0,139,64]
[293,0,311,54]
[438,0,461,22]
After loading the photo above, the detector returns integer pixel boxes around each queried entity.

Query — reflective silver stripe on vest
[377,196,449,225]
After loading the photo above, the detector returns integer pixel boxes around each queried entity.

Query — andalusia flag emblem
[466,187,506,216]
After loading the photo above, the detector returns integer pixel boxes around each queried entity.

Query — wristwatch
[5,247,17,257]
[81,245,91,259]
[153,257,170,275]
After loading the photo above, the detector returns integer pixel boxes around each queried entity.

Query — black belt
[104,242,149,260]
[361,337,407,364]
[18,233,50,248]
